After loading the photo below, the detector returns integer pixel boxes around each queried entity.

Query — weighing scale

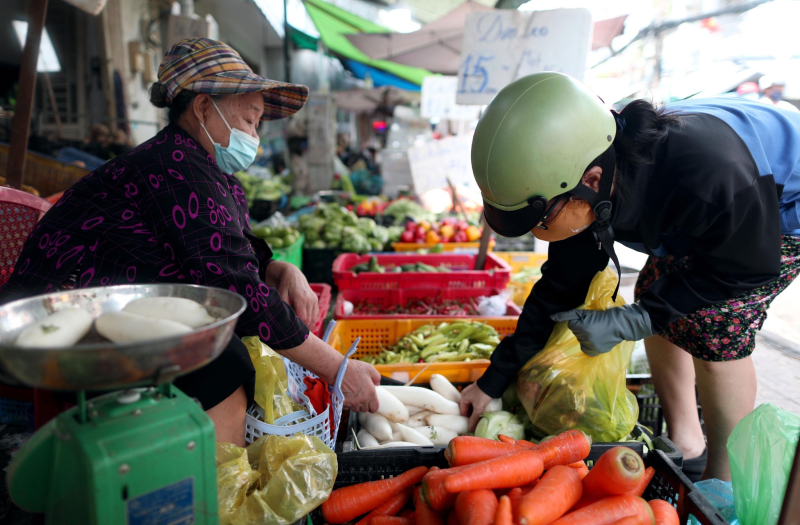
[0,284,246,525]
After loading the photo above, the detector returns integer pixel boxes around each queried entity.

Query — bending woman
[461,72,800,481]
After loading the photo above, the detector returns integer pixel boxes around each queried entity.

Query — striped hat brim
[182,70,308,121]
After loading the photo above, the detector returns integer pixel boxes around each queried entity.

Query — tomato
[457,220,469,231]
[405,221,417,231]
[400,230,415,243]
[419,220,432,232]
[453,231,468,243]
[425,230,441,244]
[415,227,427,241]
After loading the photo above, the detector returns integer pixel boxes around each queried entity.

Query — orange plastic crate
[495,252,547,306]
[327,318,518,384]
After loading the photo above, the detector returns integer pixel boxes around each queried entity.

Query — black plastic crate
[637,391,704,438]
[302,248,342,286]
[342,409,683,470]
[308,446,724,525]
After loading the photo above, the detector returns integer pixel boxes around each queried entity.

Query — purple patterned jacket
[0,124,308,349]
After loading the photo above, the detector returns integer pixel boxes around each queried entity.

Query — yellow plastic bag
[516,268,639,442]
[244,336,302,423]
[217,434,338,525]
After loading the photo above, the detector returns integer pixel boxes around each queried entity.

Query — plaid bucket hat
[158,38,308,120]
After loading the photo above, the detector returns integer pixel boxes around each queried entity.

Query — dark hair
[149,82,199,124]
[612,99,681,203]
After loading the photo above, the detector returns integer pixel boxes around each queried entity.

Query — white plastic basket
[245,322,357,449]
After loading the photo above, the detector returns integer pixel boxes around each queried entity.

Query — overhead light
[13,20,61,73]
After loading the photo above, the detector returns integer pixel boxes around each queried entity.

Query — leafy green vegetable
[511,267,542,283]
[381,199,436,223]
[475,411,525,441]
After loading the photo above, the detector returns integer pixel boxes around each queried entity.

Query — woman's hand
[278,333,381,414]
[264,261,319,329]
[460,382,493,431]
[340,359,381,413]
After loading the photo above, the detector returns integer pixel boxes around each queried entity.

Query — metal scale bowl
[0,284,246,525]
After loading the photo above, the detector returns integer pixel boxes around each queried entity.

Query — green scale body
[7,385,218,525]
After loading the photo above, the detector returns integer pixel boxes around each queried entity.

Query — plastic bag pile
[516,268,639,442]
[217,434,337,525]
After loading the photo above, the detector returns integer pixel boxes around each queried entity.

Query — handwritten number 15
[459,55,493,93]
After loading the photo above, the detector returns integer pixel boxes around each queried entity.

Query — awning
[300,0,434,86]
[592,15,628,50]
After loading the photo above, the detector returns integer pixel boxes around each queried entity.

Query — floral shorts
[634,235,800,361]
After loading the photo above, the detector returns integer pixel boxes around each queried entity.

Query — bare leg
[644,335,706,459]
[206,385,247,447]
[693,356,757,481]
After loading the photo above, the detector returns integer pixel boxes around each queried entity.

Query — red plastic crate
[334,288,521,319]
[332,253,512,291]
[309,283,331,338]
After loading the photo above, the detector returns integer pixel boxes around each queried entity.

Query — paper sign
[421,76,482,120]
[456,8,592,105]
[407,134,476,195]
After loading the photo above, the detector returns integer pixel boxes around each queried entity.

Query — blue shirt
[668,97,800,234]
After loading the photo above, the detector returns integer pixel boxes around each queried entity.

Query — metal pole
[283,0,291,83]
[6,0,49,189]
[42,72,63,138]
[474,214,492,270]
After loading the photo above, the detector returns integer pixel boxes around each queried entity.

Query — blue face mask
[768,90,784,102]
[201,99,259,174]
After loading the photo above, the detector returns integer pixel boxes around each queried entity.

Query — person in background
[758,76,799,113]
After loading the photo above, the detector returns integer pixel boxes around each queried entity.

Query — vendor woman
[0,38,380,446]
[461,72,800,482]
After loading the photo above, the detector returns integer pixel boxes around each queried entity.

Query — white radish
[361,441,418,449]
[407,411,433,428]
[406,406,425,416]
[375,387,409,422]
[15,308,93,348]
[358,412,393,442]
[486,398,503,412]
[122,297,216,328]
[398,424,434,446]
[380,386,460,415]
[391,431,402,442]
[427,414,469,435]
[430,374,462,403]
[356,429,379,448]
[95,311,192,343]
[389,421,402,432]
[418,426,459,446]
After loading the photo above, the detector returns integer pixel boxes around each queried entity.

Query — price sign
[456,9,592,105]
[407,134,476,195]
[421,76,482,120]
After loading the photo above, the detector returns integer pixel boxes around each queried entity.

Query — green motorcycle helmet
[472,72,617,237]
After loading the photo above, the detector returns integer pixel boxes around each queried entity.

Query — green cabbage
[475,411,525,441]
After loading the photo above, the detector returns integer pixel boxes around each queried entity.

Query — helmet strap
[568,145,622,301]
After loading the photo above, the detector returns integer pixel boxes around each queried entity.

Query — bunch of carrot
[320,430,681,525]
